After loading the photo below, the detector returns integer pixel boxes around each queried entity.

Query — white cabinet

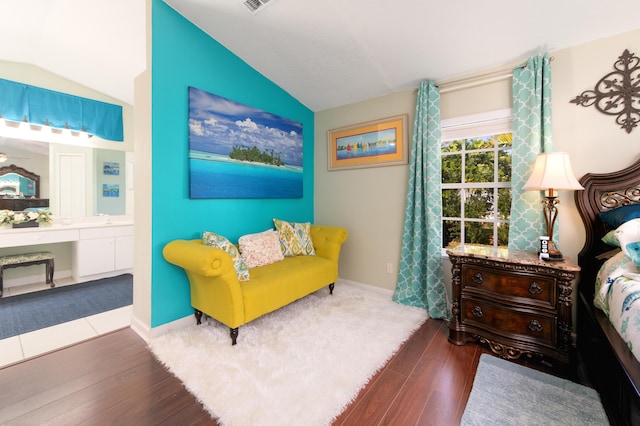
[73,226,133,280]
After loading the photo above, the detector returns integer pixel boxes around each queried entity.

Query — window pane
[497,188,511,220]
[498,222,510,246]
[443,220,461,249]
[464,188,494,219]
[442,189,461,217]
[442,154,461,183]
[465,136,494,150]
[497,133,512,148]
[465,222,493,246]
[442,139,463,152]
[465,152,494,183]
[498,149,512,182]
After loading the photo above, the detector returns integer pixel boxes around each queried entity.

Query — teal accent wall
[151,0,315,327]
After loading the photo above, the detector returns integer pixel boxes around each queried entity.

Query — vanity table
[1,162,133,283]
[0,220,133,282]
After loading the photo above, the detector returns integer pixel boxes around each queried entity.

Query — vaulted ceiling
[1,0,639,111]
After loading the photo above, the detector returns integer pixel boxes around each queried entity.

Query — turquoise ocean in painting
[189,152,303,199]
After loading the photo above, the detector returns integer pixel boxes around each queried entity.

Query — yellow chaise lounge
[163,225,348,345]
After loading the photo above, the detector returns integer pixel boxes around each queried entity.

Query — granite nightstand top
[446,246,581,272]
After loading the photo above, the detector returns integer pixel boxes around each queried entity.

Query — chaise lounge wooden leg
[230,328,238,345]
[329,283,335,294]
[194,309,203,325]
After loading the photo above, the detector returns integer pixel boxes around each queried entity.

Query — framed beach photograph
[102,184,119,197]
[327,114,408,171]
[103,162,120,175]
[188,87,303,199]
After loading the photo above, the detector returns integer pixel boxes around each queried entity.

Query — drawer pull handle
[528,282,543,295]
[472,306,483,318]
[528,320,543,332]
[472,273,483,285]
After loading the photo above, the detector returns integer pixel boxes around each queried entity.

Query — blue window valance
[0,78,124,142]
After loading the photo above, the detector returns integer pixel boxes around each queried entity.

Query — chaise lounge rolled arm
[163,224,348,345]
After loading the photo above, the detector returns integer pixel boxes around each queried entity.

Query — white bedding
[595,250,640,362]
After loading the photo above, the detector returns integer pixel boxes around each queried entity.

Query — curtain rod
[437,69,513,94]
[416,55,554,95]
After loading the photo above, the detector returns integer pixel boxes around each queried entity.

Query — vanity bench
[0,251,55,297]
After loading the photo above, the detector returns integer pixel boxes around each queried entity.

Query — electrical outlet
[386,262,394,274]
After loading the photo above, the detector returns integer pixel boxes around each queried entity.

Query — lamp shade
[523,152,584,191]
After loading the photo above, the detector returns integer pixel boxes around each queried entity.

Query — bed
[575,158,640,426]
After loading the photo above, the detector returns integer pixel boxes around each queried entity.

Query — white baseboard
[3,269,73,288]
[337,277,394,298]
[73,268,133,283]
[136,313,196,340]
[130,314,152,343]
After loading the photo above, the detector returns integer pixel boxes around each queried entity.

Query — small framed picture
[103,162,120,175]
[327,114,408,171]
[103,184,119,197]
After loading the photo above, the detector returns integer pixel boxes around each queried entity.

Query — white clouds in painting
[188,87,303,166]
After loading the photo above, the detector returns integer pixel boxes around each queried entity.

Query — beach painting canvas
[188,87,303,199]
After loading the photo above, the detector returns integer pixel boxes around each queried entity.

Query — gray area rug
[0,274,132,339]
[461,354,609,425]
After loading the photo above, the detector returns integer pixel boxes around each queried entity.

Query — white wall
[316,28,640,293]
[130,0,152,337]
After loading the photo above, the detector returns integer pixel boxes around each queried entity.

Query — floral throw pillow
[238,229,284,268]
[273,218,315,257]
[202,231,250,281]
[615,218,640,266]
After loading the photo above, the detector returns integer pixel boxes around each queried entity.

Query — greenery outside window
[441,110,513,253]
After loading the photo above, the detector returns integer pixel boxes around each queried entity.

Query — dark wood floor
[0,319,551,425]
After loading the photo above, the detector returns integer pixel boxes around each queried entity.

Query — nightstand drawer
[461,298,556,346]
[462,265,556,308]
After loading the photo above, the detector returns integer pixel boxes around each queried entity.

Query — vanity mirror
[0,137,129,217]
[0,164,48,211]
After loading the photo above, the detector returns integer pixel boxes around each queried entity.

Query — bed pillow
[614,218,640,265]
[273,218,315,257]
[203,231,250,281]
[238,229,284,268]
[601,230,620,247]
[600,204,640,228]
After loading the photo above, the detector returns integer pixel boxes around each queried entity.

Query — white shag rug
[149,282,428,426]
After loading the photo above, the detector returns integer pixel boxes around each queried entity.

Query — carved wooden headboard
[574,159,640,299]
[0,163,40,199]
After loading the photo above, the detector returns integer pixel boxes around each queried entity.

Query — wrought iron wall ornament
[570,49,640,133]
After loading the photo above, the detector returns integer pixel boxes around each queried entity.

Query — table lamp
[523,152,584,260]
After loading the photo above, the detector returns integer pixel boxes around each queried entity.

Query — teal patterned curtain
[508,54,554,251]
[392,80,448,319]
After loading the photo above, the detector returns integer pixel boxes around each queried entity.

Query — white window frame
[441,109,513,253]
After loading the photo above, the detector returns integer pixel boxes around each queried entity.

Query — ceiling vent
[242,0,273,14]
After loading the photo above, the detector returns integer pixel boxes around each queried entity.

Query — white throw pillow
[239,229,284,268]
[615,218,640,265]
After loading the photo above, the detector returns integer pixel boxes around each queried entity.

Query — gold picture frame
[327,114,408,171]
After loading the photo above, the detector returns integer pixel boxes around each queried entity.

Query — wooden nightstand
[447,247,580,368]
